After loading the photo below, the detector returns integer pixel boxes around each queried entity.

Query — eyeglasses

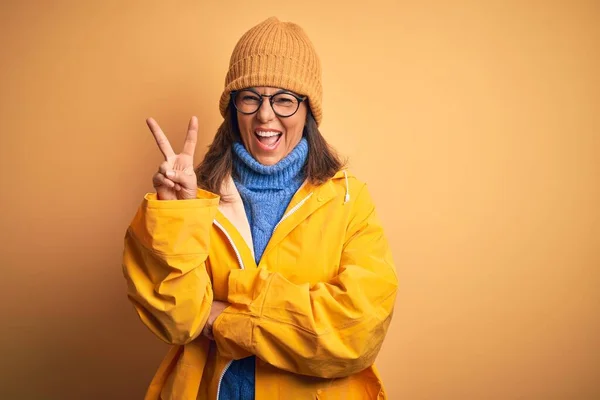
[231,89,307,118]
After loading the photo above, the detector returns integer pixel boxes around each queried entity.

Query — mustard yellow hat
[219,17,323,126]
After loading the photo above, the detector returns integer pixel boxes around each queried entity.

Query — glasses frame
[230,88,307,118]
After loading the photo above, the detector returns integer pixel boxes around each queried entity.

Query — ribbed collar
[232,138,309,190]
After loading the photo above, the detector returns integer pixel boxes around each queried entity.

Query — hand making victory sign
[147,115,231,338]
[147,116,199,200]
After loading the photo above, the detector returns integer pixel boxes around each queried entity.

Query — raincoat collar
[213,171,350,268]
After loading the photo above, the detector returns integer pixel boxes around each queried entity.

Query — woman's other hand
[202,300,230,340]
[147,116,199,200]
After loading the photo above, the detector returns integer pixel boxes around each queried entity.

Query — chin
[254,154,281,166]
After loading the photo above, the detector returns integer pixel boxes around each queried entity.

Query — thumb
[165,167,195,183]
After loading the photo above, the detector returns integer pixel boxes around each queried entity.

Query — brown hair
[195,106,345,198]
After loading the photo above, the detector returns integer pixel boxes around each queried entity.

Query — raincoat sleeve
[122,190,220,345]
[212,183,398,378]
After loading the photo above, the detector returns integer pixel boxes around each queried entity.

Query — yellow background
[1,1,599,398]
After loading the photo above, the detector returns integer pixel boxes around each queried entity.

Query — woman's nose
[256,98,275,123]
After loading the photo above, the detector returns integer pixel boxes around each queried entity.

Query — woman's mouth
[254,130,282,150]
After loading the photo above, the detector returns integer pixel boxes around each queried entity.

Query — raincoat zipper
[212,220,244,399]
[215,359,233,400]
[213,219,245,270]
[273,192,313,232]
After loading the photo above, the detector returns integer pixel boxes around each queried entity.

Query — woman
[123,17,398,400]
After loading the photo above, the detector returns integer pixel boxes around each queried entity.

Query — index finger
[146,117,176,160]
[181,116,198,157]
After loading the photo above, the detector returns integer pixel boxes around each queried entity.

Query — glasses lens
[234,90,261,114]
[272,93,299,117]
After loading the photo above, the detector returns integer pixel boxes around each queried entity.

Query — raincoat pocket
[314,368,385,400]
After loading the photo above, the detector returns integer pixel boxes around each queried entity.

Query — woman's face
[235,86,307,166]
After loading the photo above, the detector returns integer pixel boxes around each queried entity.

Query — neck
[232,138,309,190]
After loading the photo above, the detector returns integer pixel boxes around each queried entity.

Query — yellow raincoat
[123,171,398,399]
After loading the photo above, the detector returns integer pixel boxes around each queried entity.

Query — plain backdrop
[1,1,599,399]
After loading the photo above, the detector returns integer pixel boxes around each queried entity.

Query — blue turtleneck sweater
[232,137,309,263]
[218,138,309,400]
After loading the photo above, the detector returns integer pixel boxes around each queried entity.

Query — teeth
[255,131,281,138]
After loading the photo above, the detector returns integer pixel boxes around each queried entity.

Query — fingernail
[166,171,175,178]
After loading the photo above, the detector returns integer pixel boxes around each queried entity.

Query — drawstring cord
[343,170,350,204]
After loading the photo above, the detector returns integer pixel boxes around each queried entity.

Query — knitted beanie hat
[219,17,323,126]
